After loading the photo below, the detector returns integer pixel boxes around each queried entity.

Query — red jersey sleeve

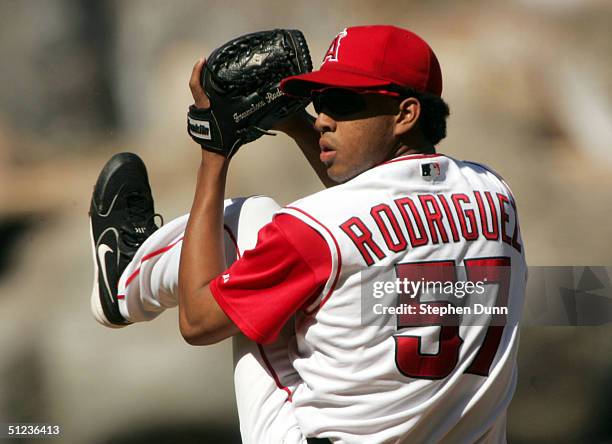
[209,213,331,344]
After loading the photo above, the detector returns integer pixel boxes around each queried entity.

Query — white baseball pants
[116,196,307,444]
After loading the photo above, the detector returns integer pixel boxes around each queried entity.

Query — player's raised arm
[179,30,314,345]
[178,57,237,345]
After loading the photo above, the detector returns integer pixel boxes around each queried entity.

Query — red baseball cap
[281,25,442,97]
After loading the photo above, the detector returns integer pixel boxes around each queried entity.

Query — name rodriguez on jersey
[339,189,522,266]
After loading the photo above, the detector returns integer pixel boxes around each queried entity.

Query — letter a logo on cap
[322,28,348,65]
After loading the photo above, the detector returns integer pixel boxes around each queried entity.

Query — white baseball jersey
[210,153,527,443]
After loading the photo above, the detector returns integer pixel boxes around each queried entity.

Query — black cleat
[89,152,162,328]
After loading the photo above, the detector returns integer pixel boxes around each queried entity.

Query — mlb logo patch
[421,161,442,180]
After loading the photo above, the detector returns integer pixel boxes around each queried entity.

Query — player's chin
[326,165,356,184]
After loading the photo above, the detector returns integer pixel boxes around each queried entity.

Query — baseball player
[89,25,527,443]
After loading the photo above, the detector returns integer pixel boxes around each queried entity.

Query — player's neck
[393,143,436,159]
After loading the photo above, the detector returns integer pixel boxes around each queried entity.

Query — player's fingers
[189,57,210,109]
[189,57,203,90]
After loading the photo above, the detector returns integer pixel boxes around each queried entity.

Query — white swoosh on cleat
[97,228,119,303]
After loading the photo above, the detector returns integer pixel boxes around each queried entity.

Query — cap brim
[281,69,393,97]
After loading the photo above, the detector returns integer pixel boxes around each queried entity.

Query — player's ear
[394,97,420,137]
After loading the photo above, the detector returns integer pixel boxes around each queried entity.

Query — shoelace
[122,192,164,249]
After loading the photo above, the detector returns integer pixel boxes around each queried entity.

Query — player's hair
[403,89,450,146]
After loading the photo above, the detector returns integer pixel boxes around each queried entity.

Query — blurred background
[1,0,612,442]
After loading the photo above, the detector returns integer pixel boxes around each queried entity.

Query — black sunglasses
[311,86,410,117]
[311,88,368,116]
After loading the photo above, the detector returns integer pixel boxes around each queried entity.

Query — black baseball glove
[187,29,312,158]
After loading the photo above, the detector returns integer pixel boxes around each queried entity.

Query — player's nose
[314,112,337,134]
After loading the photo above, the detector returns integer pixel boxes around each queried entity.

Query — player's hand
[189,58,210,109]
[188,57,227,164]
